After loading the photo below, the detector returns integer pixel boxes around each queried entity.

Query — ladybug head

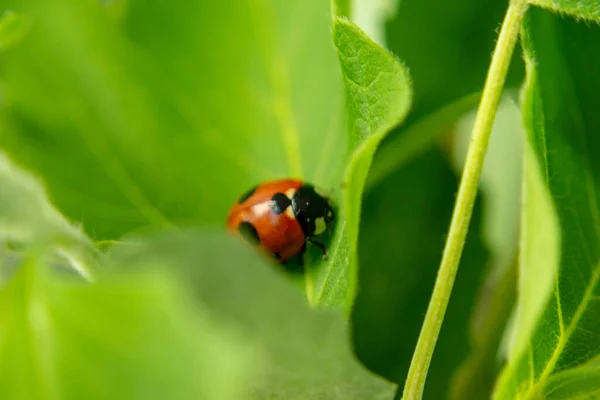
[292,185,336,238]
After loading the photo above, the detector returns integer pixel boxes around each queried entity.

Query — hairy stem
[401,1,529,398]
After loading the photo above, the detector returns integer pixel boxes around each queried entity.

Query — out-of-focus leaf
[352,149,489,400]
[315,18,411,309]
[351,0,524,396]
[543,361,600,399]
[350,0,398,45]
[108,231,397,400]
[0,0,345,240]
[493,7,600,399]
[367,93,481,189]
[334,0,351,18]
[0,0,412,307]
[451,96,523,267]
[0,151,96,280]
[369,0,524,186]
[450,258,517,400]
[0,10,30,51]
[448,97,523,399]
[0,255,247,400]
[529,0,600,21]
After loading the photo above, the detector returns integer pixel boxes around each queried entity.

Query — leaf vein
[523,261,600,398]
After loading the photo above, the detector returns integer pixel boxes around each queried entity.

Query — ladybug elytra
[227,179,335,266]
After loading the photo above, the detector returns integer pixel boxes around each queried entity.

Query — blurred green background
[0,0,530,399]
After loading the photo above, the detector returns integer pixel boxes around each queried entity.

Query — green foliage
[0,10,30,50]
[369,0,525,187]
[529,0,600,21]
[0,152,96,280]
[353,150,489,399]
[107,231,397,399]
[2,0,600,399]
[332,18,411,308]
[448,98,523,400]
[351,0,524,396]
[0,0,411,310]
[493,6,600,399]
[0,0,406,398]
[367,93,481,189]
[0,256,247,400]
[0,0,344,240]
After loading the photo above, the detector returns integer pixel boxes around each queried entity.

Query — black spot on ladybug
[270,192,291,215]
[238,185,258,204]
[273,252,281,260]
[238,221,260,246]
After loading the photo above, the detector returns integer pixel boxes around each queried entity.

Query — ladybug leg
[308,238,328,260]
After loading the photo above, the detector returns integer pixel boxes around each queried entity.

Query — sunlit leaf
[349,0,398,45]
[0,10,30,51]
[310,18,411,309]
[543,361,600,399]
[0,255,247,400]
[0,151,96,280]
[0,0,413,309]
[0,0,345,240]
[107,231,397,399]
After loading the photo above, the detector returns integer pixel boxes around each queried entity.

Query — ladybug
[227,179,335,266]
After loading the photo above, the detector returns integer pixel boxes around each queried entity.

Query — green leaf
[352,150,489,399]
[107,231,397,399]
[369,0,525,186]
[528,0,600,22]
[543,361,600,399]
[349,0,398,45]
[508,144,560,362]
[349,0,524,395]
[333,0,351,18]
[0,151,96,280]
[0,0,410,307]
[493,7,600,399]
[318,18,411,309]
[0,10,30,51]
[0,0,345,240]
[367,93,481,189]
[0,255,248,400]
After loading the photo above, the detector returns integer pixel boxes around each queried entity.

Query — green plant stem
[401,1,529,399]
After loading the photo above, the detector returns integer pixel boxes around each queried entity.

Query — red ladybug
[227,179,335,265]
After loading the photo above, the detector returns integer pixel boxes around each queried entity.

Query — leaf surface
[0,0,345,239]
[353,150,489,399]
[350,0,524,395]
[494,7,600,399]
[108,231,397,399]
[0,151,96,280]
[528,0,600,21]
[0,10,30,50]
[0,256,247,400]
[310,18,411,307]
[0,0,412,307]
[369,0,525,186]
[448,97,523,400]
